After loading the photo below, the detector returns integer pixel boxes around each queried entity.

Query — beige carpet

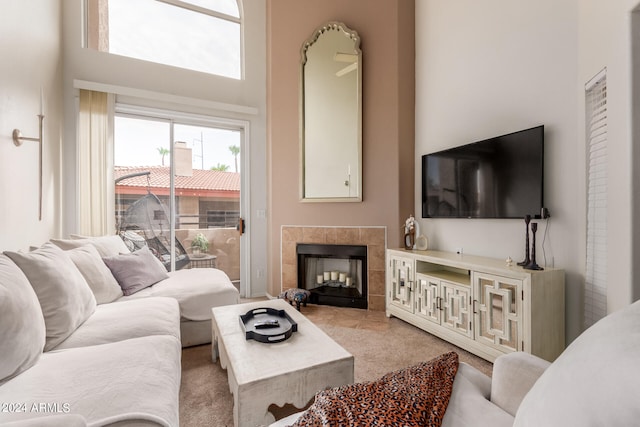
[179,304,493,427]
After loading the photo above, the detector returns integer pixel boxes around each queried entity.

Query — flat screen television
[422,125,544,219]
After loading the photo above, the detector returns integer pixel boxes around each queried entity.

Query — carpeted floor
[179,303,493,427]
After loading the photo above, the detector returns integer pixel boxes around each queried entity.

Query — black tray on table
[239,307,298,344]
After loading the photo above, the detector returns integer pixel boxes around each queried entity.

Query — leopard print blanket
[291,352,459,427]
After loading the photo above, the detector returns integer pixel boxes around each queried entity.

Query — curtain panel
[78,89,115,236]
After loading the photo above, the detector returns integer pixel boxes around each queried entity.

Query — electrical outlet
[256,269,264,278]
[455,247,463,255]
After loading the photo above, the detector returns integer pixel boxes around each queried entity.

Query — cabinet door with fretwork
[441,280,472,338]
[415,274,440,324]
[473,272,523,354]
[387,255,414,313]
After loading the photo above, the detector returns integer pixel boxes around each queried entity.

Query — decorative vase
[404,229,415,249]
[415,235,429,251]
[404,215,417,249]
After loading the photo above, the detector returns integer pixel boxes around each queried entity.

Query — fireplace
[297,243,367,309]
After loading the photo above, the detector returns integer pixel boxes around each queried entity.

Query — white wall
[416,0,640,342]
[0,1,63,251]
[416,1,583,341]
[61,0,268,296]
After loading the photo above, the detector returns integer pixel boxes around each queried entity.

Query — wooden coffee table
[211,299,354,427]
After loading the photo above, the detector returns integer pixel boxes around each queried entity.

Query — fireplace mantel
[281,226,386,311]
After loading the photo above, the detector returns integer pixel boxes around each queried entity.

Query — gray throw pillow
[4,243,97,351]
[103,246,169,296]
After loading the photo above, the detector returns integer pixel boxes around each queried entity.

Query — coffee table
[211,299,354,427]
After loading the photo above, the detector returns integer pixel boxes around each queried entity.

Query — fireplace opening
[296,243,367,309]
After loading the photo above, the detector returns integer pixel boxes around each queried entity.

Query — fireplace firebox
[296,243,367,309]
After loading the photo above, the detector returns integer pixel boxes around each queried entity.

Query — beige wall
[0,1,63,251]
[266,0,415,297]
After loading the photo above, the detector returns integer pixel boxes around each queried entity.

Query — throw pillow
[66,244,123,304]
[50,234,130,257]
[0,255,46,384]
[292,352,459,427]
[4,243,96,352]
[103,246,169,296]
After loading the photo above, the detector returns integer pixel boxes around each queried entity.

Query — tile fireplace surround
[281,226,387,311]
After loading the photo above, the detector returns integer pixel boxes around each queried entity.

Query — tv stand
[386,249,565,362]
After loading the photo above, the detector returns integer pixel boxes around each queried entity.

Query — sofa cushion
[0,335,180,426]
[4,243,97,351]
[0,255,46,384]
[66,244,123,304]
[119,267,240,320]
[55,297,180,349]
[490,352,550,417]
[103,246,169,296]
[50,235,130,257]
[513,300,640,427]
[442,363,513,427]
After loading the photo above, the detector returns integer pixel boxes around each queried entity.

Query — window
[584,68,607,329]
[113,107,243,281]
[86,0,242,79]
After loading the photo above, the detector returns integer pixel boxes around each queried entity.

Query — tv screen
[422,125,544,219]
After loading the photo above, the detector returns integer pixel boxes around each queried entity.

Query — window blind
[584,69,607,329]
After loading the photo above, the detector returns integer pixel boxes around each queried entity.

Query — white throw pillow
[4,243,97,351]
[513,300,640,426]
[50,234,130,257]
[0,255,46,384]
[66,244,123,304]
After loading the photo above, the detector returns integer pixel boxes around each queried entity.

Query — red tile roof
[114,166,239,198]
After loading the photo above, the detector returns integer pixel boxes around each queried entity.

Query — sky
[108,0,240,79]
[114,116,241,172]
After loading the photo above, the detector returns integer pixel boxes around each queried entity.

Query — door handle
[237,217,246,235]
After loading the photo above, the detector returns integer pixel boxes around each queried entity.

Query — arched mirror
[300,22,362,202]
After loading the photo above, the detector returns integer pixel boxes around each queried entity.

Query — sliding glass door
[113,108,245,292]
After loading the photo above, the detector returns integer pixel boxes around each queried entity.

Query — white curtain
[77,89,115,236]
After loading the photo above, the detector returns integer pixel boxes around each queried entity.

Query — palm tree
[229,145,240,172]
[157,147,169,166]
[211,163,230,172]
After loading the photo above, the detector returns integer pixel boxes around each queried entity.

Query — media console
[386,249,565,362]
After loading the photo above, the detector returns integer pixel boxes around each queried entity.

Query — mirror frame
[299,21,363,202]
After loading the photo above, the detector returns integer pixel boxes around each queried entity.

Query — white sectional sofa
[49,235,240,347]
[0,235,239,426]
